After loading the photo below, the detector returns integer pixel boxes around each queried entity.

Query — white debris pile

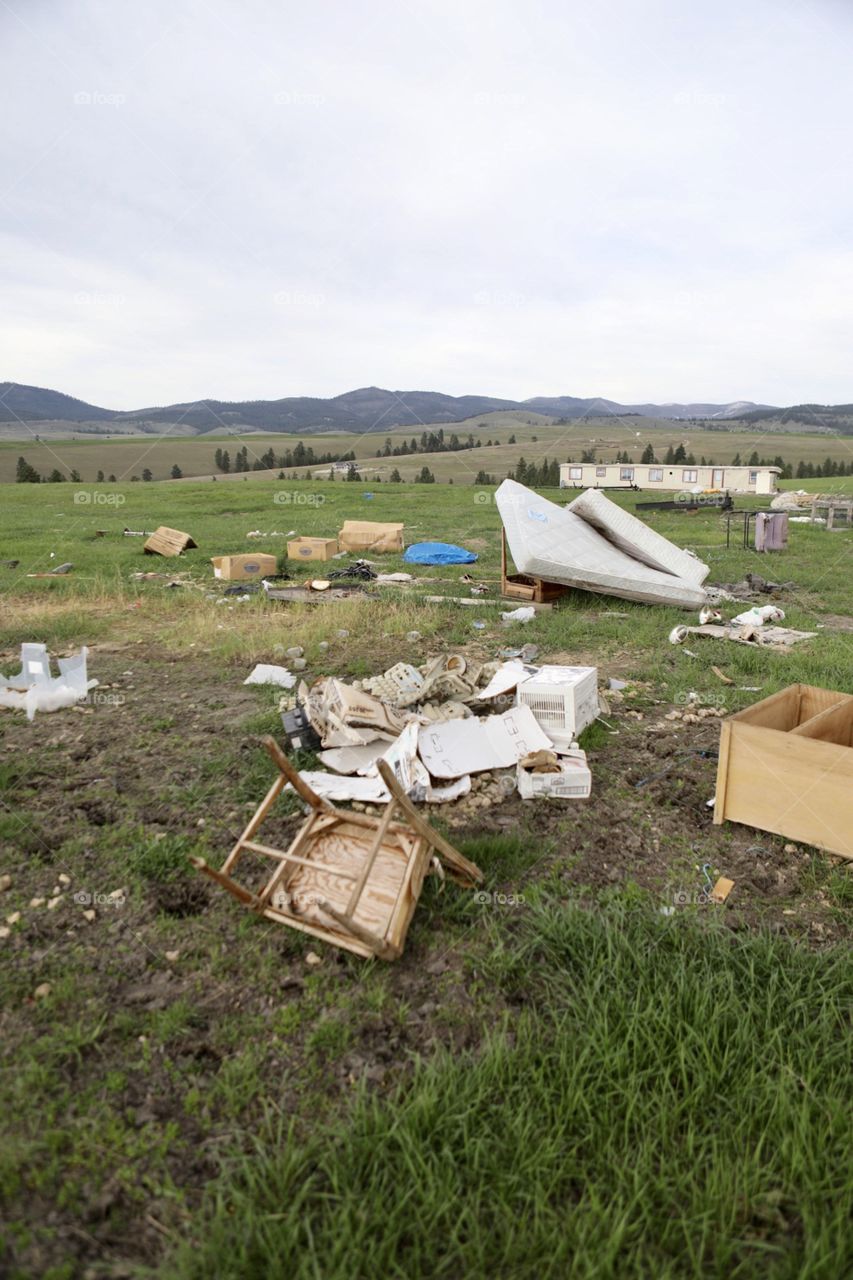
[0,644,97,720]
[277,652,599,804]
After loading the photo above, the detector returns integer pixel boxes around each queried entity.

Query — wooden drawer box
[713,684,853,860]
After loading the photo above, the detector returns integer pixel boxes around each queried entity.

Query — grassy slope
[2,411,853,482]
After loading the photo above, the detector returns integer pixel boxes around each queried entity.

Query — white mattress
[567,488,709,585]
[495,480,707,610]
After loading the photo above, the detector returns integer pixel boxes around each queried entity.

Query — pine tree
[15,455,40,483]
[641,443,655,464]
[389,468,402,482]
[171,464,183,479]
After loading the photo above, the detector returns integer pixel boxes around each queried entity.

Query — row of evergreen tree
[15,457,182,483]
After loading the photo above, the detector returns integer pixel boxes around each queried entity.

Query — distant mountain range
[0,381,845,434]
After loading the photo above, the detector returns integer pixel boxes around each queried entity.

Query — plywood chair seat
[191,735,483,960]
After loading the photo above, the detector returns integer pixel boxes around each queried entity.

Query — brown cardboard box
[287,537,339,562]
[338,521,404,553]
[211,553,278,581]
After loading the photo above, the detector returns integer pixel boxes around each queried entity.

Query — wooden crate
[500,529,567,604]
[713,684,853,859]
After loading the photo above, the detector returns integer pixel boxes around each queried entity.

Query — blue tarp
[403,541,478,565]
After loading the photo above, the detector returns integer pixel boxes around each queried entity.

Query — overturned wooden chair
[191,735,483,960]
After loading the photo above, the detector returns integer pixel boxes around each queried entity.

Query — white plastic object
[514,665,598,749]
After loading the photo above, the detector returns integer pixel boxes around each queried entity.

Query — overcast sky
[1,0,851,409]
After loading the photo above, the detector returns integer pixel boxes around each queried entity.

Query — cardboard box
[714,684,853,860]
[211,553,278,581]
[286,537,339,562]
[517,749,591,799]
[338,521,404,553]
[144,526,197,557]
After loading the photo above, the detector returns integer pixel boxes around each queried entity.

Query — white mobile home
[559,462,780,495]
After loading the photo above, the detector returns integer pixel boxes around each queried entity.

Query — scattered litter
[710,876,735,904]
[517,746,591,799]
[497,479,709,609]
[478,660,530,700]
[327,559,377,581]
[472,621,487,630]
[699,606,722,625]
[406,630,421,642]
[244,665,297,689]
[0,644,97,720]
[515,665,599,749]
[403,542,478,565]
[338,521,404,553]
[711,666,734,685]
[609,677,628,691]
[143,526,197,557]
[246,529,288,538]
[287,536,339,561]
[212,553,277,580]
[223,582,261,596]
[500,606,536,624]
[731,605,785,626]
[377,572,413,584]
[191,738,482,961]
[418,705,553,779]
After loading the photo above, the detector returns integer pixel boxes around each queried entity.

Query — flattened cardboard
[144,526,197,557]
[418,704,553,779]
[338,521,404,553]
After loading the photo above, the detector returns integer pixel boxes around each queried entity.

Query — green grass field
[3,409,853,484]
[0,478,851,1278]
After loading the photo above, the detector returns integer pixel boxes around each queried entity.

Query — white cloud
[1,0,851,406]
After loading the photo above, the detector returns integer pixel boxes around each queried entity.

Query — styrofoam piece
[731,605,785,625]
[515,665,598,748]
[495,480,708,609]
[567,488,709,585]
[0,644,97,720]
[361,662,424,704]
[243,664,297,688]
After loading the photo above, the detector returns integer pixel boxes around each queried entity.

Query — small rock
[165,950,180,963]
[47,896,62,911]
[51,885,61,896]
[58,873,71,885]
[82,909,96,922]
[305,951,323,967]
[34,983,52,999]
[29,897,45,908]
[784,843,797,854]
[0,874,12,892]
[0,926,10,939]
